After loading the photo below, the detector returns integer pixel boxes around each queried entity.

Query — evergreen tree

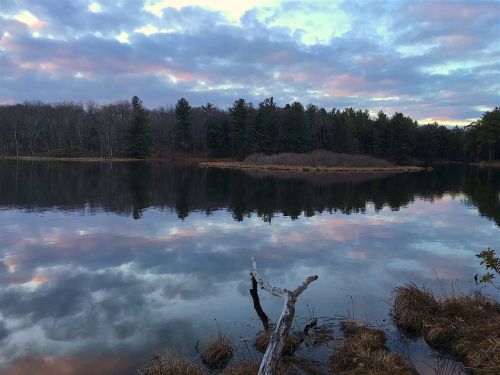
[283,102,307,152]
[305,104,318,151]
[373,111,389,158]
[126,96,152,158]
[389,112,416,163]
[207,118,230,156]
[416,124,439,163]
[175,98,192,152]
[477,107,500,162]
[229,99,251,157]
[255,97,278,154]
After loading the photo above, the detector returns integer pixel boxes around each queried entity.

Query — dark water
[0,161,498,375]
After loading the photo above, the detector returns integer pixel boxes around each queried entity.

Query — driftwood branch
[250,258,318,375]
[251,258,287,298]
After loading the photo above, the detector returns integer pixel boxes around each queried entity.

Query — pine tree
[175,98,192,152]
[126,96,152,159]
[229,99,251,157]
[255,97,278,154]
[477,107,500,162]
[283,102,307,152]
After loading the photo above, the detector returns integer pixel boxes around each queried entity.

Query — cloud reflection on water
[0,165,498,374]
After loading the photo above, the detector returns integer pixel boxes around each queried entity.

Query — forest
[0,96,498,164]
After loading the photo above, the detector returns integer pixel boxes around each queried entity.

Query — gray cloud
[0,1,499,122]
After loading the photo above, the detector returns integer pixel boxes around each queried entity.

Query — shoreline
[0,155,220,163]
[199,161,425,173]
[472,161,500,168]
[0,155,143,162]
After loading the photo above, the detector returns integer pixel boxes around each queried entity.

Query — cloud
[0,1,499,122]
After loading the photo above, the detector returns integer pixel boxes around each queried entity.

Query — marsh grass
[330,322,416,375]
[201,335,234,370]
[393,284,500,374]
[393,283,440,338]
[244,150,396,168]
[253,331,302,355]
[199,150,425,173]
[138,356,206,375]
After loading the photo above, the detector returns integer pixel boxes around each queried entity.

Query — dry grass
[201,335,234,370]
[312,326,335,346]
[393,283,440,337]
[244,150,395,168]
[253,331,302,355]
[138,356,206,375]
[330,322,416,375]
[199,150,425,173]
[199,161,423,174]
[393,284,500,374]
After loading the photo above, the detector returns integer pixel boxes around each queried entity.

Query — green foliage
[255,97,278,154]
[126,96,152,159]
[283,102,307,153]
[476,247,500,289]
[174,98,192,152]
[229,99,253,157]
[389,113,416,163]
[0,97,487,163]
[207,118,230,157]
[465,107,500,162]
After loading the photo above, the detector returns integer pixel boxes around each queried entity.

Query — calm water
[0,161,499,375]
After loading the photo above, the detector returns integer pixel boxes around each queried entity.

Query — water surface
[0,161,498,374]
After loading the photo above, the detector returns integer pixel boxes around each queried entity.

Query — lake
[0,161,498,374]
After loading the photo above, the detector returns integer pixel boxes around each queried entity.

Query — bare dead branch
[251,258,318,375]
[251,257,287,298]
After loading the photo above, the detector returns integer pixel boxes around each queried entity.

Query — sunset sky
[1,0,499,125]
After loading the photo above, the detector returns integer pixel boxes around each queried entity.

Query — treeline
[0,97,498,163]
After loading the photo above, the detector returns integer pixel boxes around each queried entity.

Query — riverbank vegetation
[331,322,416,375]
[139,257,499,374]
[138,282,499,375]
[0,97,498,163]
[393,284,500,374]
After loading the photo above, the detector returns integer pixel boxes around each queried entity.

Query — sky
[0,0,499,125]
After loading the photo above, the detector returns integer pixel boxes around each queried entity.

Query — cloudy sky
[1,0,499,125]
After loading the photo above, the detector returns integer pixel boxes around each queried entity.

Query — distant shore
[0,155,216,164]
[0,155,142,162]
[199,161,424,173]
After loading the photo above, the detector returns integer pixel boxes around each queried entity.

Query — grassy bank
[200,150,424,173]
[393,284,500,374]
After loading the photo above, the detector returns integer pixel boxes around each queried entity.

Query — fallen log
[250,258,318,375]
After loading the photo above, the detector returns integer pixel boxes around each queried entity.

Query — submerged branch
[250,275,270,331]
